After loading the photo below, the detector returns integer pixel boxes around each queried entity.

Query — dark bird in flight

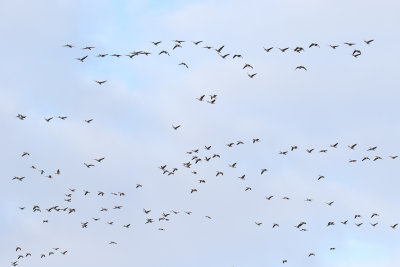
[172,125,181,130]
[44,117,53,122]
[295,66,307,71]
[263,47,273,52]
[348,144,357,150]
[76,55,88,62]
[364,39,374,45]
[344,42,355,46]
[82,46,94,50]
[159,50,170,56]
[279,47,289,52]
[196,95,205,101]
[330,45,339,49]
[152,41,162,46]
[309,43,320,48]
[233,54,242,58]
[84,163,94,168]
[215,45,224,53]
[173,44,182,50]
[261,169,268,175]
[248,73,257,78]
[95,157,105,162]
[95,80,107,85]
[85,119,93,123]
[192,41,203,45]
[179,62,189,68]
[243,64,253,69]
[63,44,74,48]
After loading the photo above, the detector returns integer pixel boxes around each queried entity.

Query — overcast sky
[1,0,400,266]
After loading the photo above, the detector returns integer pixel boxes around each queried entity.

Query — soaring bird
[95,157,105,162]
[172,125,181,130]
[309,43,320,48]
[364,39,374,45]
[82,46,95,50]
[95,80,107,85]
[255,222,262,226]
[192,41,203,45]
[348,144,357,150]
[179,62,189,68]
[215,45,224,53]
[159,50,170,56]
[330,142,339,148]
[243,64,253,69]
[261,169,268,175]
[63,44,74,48]
[295,66,307,71]
[84,163,94,168]
[330,45,339,49]
[263,47,273,52]
[196,95,205,101]
[279,47,289,52]
[21,152,30,157]
[173,44,182,50]
[152,41,162,46]
[76,55,88,62]
[344,42,356,46]
[44,117,53,122]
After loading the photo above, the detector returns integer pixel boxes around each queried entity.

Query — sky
[1,0,400,266]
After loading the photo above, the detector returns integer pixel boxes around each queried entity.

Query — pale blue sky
[1,0,400,266]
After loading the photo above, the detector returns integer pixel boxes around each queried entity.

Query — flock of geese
[10,38,396,266]
[65,38,374,82]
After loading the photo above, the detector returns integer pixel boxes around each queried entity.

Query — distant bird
[76,55,88,62]
[215,45,224,53]
[63,44,74,48]
[192,41,203,45]
[391,224,398,229]
[44,117,53,122]
[309,43,320,48]
[172,125,181,130]
[263,47,273,52]
[243,64,253,69]
[295,66,307,71]
[344,42,356,46]
[95,80,107,85]
[348,144,357,150]
[84,163,94,168]
[21,152,30,157]
[364,39,374,45]
[152,41,162,46]
[85,119,93,123]
[261,169,268,175]
[95,157,105,162]
[330,45,339,49]
[159,50,170,56]
[179,62,189,68]
[82,46,94,50]
[196,95,205,101]
[255,222,262,226]
[279,47,289,52]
